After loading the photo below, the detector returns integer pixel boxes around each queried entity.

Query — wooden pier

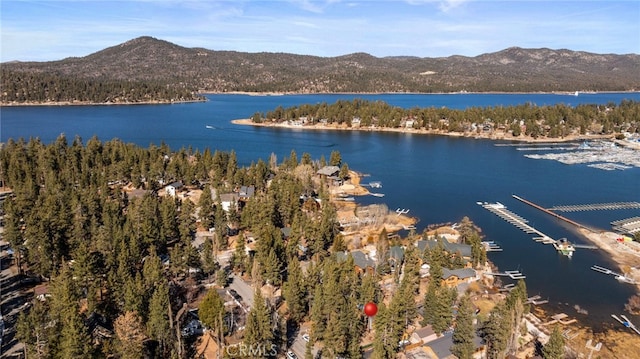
[548,202,640,212]
[542,313,577,326]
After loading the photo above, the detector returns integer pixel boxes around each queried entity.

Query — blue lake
[2,92,640,328]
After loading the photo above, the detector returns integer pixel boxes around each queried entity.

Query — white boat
[369,181,382,188]
[615,275,636,284]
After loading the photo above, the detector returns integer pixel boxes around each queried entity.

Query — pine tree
[543,326,565,359]
[49,264,93,358]
[199,289,227,336]
[482,302,510,359]
[452,294,475,359]
[282,257,308,322]
[244,289,275,357]
[147,281,171,355]
[16,300,53,358]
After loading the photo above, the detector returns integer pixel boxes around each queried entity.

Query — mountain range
[3,36,640,95]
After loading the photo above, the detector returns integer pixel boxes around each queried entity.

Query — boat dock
[591,265,637,284]
[548,202,640,212]
[512,194,592,231]
[479,202,557,243]
[526,295,549,305]
[486,270,526,280]
[479,200,595,257]
[482,241,503,252]
[395,208,410,216]
[478,202,549,237]
[612,314,640,335]
[542,313,577,326]
[611,217,640,235]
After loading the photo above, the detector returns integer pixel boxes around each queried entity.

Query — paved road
[228,273,254,309]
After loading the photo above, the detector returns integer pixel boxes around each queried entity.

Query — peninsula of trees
[251,99,640,139]
[1,136,568,358]
[2,36,639,105]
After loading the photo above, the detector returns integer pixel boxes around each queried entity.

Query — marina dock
[549,201,640,212]
[478,202,549,238]
[479,200,596,257]
[511,194,592,231]
[611,217,640,236]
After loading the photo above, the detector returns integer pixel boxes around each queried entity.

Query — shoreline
[3,90,638,106]
[0,98,207,107]
[231,118,616,144]
[202,90,640,96]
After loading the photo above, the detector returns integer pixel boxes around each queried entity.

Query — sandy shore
[231,118,614,144]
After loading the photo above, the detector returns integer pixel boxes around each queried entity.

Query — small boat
[369,181,382,188]
[615,275,636,284]
[370,193,385,197]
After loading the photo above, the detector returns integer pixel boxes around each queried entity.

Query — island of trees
[1,136,575,358]
[251,99,640,139]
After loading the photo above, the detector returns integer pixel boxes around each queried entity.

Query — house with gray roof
[442,268,478,287]
[388,246,405,272]
[415,238,472,260]
[336,250,375,274]
[316,165,340,176]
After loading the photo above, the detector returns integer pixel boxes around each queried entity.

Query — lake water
[2,92,640,329]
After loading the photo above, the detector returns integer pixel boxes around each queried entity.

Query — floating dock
[486,270,526,280]
[395,208,410,216]
[526,295,549,305]
[591,265,637,284]
[612,314,640,335]
[611,217,640,235]
[479,200,596,257]
[549,201,640,212]
[512,194,592,231]
[478,202,548,237]
[482,241,503,252]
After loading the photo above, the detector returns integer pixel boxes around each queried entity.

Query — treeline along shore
[236,98,640,143]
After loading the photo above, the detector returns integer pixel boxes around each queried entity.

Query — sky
[1,0,639,62]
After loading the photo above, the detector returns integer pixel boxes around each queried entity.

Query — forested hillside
[2,36,639,105]
[0,69,204,104]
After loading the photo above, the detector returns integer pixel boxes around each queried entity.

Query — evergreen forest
[0,69,204,104]
[253,99,640,139]
[0,136,558,358]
